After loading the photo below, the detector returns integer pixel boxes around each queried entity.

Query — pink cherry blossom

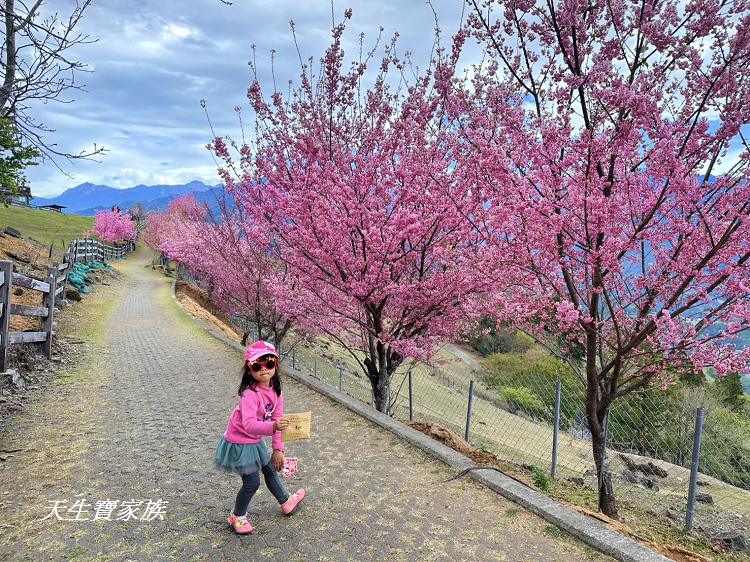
[209,14,486,413]
[143,195,297,346]
[461,0,750,517]
[92,209,136,243]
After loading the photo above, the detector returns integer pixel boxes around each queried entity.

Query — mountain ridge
[32,180,217,214]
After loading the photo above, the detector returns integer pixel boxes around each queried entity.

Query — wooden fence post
[42,267,57,359]
[62,247,71,299]
[0,261,12,371]
[58,262,69,303]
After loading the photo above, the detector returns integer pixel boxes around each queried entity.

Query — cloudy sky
[27,0,469,197]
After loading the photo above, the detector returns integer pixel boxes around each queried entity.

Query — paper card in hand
[281,411,311,442]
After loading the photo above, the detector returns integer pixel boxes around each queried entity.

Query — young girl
[214,340,306,534]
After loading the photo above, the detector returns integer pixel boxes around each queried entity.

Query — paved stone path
[0,250,612,561]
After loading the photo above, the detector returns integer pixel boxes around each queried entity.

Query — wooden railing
[0,261,68,371]
[64,238,134,263]
[0,232,140,371]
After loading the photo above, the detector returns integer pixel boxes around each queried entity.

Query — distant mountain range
[32,180,221,215]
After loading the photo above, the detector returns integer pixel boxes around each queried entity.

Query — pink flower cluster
[92,209,136,243]
[154,3,750,416]
[143,195,297,340]
[457,0,750,384]
[207,15,492,410]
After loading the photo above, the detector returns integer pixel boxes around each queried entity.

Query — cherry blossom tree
[211,12,487,412]
[143,194,297,347]
[460,0,750,517]
[92,208,135,243]
[128,202,145,223]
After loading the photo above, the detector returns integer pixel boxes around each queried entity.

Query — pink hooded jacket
[223,384,285,450]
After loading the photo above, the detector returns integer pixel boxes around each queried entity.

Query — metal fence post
[686,407,706,532]
[338,367,343,391]
[551,379,562,477]
[464,380,475,442]
[408,369,414,421]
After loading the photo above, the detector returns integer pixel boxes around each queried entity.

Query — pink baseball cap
[245,340,278,362]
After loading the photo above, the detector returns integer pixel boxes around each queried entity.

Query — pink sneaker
[227,512,253,534]
[281,488,306,516]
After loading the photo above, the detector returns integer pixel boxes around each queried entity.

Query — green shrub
[500,386,545,416]
[483,349,585,428]
[701,406,750,488]
[607,385,692,463]
[712,372,747,412]
[531,465,550,492]
[514,331,535,353]
[465,317,535,356]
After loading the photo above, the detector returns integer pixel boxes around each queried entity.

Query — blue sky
[27,0,468,197]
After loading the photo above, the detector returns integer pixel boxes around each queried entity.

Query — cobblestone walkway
[0,251,612,561]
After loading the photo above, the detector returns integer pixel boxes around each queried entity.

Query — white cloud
[23,0,478,197]
[163,22,197,41]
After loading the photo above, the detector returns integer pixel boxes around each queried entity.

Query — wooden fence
[0,261,67,371]
[0,236,137,372]
[65,238,134,263]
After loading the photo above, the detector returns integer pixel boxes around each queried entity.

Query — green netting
[66,261,113,293]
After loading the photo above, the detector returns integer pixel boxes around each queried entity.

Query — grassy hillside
[0,205,93,253]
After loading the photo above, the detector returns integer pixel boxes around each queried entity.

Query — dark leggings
[234,460,290,516]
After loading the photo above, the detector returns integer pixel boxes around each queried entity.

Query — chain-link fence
[264,333,750,541]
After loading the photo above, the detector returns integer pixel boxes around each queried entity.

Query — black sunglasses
[249,357,276,372]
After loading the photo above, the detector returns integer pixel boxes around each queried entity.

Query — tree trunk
[585,321,619,519]
[366,358,390,413]
[364,347,394,414]
[590,409,618,518]
[362,306,403,414]
[1,0,16,112]
[372,377,389,413]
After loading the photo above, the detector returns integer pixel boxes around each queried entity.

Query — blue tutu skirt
[214,437,270,476]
